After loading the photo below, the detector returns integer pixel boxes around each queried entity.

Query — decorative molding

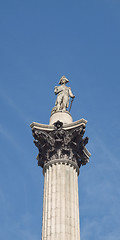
[30,118,87,131]
[32,120,91,169]
[43,159,80,176]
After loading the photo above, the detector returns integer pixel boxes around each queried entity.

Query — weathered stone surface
[51,76,75,113]
[49,111,72,125]
[31,119,91,169]
[42,162,80,240]
[30,118,87,131]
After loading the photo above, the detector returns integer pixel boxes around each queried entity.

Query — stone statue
[52,76,75,112]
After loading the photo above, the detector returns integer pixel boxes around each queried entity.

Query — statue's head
[59,76,69,85]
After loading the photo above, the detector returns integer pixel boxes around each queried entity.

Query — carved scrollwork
[32,120,90,168]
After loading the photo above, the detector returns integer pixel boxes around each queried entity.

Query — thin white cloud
[88,128,119,169]
[0,124,24,154]
[0,123,19,147]
[0,88,31,125]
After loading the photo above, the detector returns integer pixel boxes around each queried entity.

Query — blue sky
[0,0,120,239]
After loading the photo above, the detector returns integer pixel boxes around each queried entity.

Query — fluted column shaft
[42,161,80,240]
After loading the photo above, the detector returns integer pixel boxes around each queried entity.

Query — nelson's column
[30,76,91,240]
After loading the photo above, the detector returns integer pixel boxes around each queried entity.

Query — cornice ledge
[30,118,87,132]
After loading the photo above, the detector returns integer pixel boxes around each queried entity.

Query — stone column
[42,160,80,240]
[30,117,91,240]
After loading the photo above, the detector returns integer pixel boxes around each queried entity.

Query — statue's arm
[54,86,58,95]
[69,87,75,98]
[54,86,62,95]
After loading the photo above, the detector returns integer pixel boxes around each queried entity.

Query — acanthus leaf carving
[32,121,90,168]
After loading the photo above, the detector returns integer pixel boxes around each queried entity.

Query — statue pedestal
[49,111,72,125]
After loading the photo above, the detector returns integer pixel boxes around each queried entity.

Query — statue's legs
[62,95,69,111]
[56,94,63,111]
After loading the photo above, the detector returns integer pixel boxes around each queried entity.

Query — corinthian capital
[30,119,91,169]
